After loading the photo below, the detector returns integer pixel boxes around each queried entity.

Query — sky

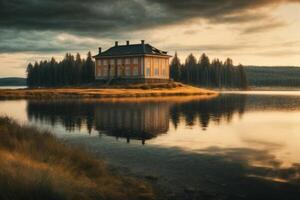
[0,0,300,77]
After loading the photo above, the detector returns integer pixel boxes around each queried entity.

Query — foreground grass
[0,117,155,200]
[0,83,217,100]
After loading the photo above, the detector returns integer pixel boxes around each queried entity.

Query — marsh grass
[0,117,155,200]
[0,83,217,100]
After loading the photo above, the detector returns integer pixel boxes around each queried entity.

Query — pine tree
[85,51,95,83]
[198,53,210,86]
[75,53,82,84]
[170,52,181,81]
[185,54,197,83]
[237,64,248,89]
[26,63,34,87]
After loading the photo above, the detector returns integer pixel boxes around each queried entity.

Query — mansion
[93,40,171,82]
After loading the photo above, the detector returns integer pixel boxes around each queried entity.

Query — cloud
[0,30,101,53]
[1,0,299,35]
[166,43,256,52]
[184,30,199,35]
[242,20,287,34]
[0,0,299,53]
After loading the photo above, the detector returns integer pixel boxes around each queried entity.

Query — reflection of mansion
[94,102,170,142]
[93,40,172,82]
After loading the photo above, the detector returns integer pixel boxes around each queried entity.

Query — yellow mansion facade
[93,40,171,82]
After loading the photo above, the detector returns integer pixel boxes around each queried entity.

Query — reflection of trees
[27,95,248,140]
[26,94,300,138]
[27,100,95,133]
[170,94,247,130]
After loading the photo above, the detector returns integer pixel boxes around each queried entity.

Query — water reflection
[26,95,249,143]
[170,94,246,129]
[27,101,172,143]
[2,93,300,199]
[94,102,170,144]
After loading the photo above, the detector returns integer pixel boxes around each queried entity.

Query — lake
[1,91,300,199]
[0,85,27,89]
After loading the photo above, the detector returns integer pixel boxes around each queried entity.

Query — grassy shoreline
[0,117,155,200]
[0,83,217,100]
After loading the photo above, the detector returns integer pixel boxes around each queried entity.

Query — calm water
[0,86,27,89]
[1,92,300,199]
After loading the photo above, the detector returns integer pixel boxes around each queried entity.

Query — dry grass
[0,83,217,100]
[0,117,155,200]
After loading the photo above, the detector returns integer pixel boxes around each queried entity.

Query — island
[0,82,217,100]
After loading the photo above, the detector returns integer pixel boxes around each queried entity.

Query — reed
[0,116,155,200]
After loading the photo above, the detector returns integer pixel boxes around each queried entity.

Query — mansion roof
[94,41,171,58]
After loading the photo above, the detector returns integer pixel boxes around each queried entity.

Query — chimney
[126,40,130,45]
[98,47,102,54]
[115,41,118,46]
[141,40,145,44]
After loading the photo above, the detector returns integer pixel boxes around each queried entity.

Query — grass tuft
[0,116,155,200]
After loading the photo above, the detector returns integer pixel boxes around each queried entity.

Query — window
[103,59,108,65]
[110,66,115,76]
[125,58,130,64]
[154,67,159,76]
[162,67,166,77]
[117,66,123,76]
[97,66,102,76]
[117,59,122,65]
[103,66,108,76]
[133,67,138,76]
[133,57,138,64]
[146,67,150,76]
[125,66,131,76]
[110,59,115,65]
[145,58,150,68]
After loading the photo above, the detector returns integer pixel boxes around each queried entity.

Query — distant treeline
[26,52,95,87]
[0,77,26,86]
[170,53,248,89]
[245,66,300,88]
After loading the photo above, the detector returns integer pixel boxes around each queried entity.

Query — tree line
[26,51,247,89]
[245,66,300,88]
[170,52,248,89]
[26,52,95,87]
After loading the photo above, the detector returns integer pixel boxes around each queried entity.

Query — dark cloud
[1,0,299,35]
[0,0,299,53]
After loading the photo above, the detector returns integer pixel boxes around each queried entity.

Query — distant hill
[245,66,300,88]
[0,77,26,86]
